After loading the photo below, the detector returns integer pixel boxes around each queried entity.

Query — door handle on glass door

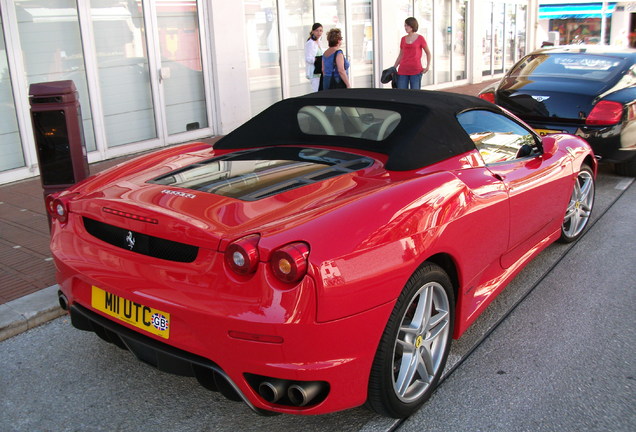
[159,67,171,83]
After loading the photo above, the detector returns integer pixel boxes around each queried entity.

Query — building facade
[537,1,636,46]
[1,0,539,185]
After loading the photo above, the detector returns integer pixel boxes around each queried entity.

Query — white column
[467,0,482,84]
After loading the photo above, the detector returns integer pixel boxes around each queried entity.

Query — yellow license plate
[534,128,563,136]
[91,286,170,339]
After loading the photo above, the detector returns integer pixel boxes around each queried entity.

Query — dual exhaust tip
[258,379,328,407]
[58,291,69,311]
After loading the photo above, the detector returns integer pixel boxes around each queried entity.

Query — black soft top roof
[215,88,498,171]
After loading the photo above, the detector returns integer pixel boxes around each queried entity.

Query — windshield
[509,53,626,81]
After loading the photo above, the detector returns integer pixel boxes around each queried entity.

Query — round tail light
[225,234,260,275]
[270,242,310,284]
[46,194,70,224]
[45,194,58,215]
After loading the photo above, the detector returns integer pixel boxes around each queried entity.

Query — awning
[539,2,616,20]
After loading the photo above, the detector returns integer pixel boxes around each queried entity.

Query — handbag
[313,55,322,75]
[328,50,347,89]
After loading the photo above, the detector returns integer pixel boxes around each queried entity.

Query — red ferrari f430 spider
[49,89,596,418]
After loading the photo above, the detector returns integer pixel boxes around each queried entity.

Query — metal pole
[600,0,607,45]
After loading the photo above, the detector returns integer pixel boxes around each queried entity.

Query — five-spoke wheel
[560,164,595,243]
[367,263,454,418]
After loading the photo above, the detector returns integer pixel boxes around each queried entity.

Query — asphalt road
[1,168,634,432]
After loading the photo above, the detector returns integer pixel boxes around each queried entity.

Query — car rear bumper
[55,252,394,415]
[530,121,636,163]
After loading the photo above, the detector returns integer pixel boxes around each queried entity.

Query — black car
[479,46,636,176]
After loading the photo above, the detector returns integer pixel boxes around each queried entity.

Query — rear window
[297,105,401,141]
[149,147,374,201]
[509,53,626,81]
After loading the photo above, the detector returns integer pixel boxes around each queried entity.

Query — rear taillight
[225,234,260,275]
[478,92,496,104]
[225,236,310,284]
[270,242,309,284]
[45,193,70,224]
[45,194,57,215]
[586,100,623,125]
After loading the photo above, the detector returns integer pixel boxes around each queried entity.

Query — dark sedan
[479,46,636,176]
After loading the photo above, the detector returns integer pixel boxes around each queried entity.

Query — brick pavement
[0,80,496,305]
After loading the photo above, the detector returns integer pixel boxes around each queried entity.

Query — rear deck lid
[496,52,628,122]
[71,147,381,251]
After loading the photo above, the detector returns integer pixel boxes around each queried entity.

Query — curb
[0,284,65,342]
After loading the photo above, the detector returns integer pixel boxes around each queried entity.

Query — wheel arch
[582,154,597,175]
[422,253,460,306]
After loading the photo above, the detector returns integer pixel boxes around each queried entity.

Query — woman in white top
[304,23,323,92]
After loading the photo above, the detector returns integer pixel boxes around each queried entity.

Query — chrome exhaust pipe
[288,382,325,407]
[258,380,288,404]
[58,291,68,310]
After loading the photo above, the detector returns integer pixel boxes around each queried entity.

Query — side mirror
[541,136,559,158]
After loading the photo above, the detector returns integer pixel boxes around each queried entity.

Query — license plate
[534,128,563,136]
[91,286,170,339]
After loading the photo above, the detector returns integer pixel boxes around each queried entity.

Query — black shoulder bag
[329,50,347,89]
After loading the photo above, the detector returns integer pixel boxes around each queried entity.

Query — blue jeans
[396,73,422,90]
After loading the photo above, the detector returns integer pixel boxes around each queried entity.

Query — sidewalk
[0,80,495,341]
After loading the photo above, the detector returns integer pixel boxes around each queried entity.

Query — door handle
[159,67,171,83]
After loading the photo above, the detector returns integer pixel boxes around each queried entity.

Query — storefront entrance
[0,0,213,184]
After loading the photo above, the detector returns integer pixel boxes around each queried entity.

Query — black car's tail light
[478,92,495,104]
[225,234,260,275]
[586,100,623,125]
[270,242,310,284]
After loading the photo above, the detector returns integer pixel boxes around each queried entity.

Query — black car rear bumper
[529,121,636,163]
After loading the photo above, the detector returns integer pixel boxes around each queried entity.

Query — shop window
[245,0,282,115]
[15,0,97,152]
[91,0,157,146]
[287,0,315,97]
[0,15,25,172]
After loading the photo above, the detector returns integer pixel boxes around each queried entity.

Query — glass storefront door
[1,0,213,183]
[155,0,209,136]
[245,0,282,115]
[15,0,97,152]
[90,0,158,147]
[453,0,467,81]
[481,1,528,78]
[0,12,25,172]
[286,0,314,97]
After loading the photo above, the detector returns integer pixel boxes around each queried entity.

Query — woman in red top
[393,17,431,89]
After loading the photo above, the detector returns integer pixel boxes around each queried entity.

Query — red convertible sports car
[49,89,596,418]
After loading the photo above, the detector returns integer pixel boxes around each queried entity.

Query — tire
[615,157,636,177]
[367,263,454,418]
[559,164,595,243]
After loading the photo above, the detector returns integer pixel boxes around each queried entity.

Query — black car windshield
[509,53,627,82]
